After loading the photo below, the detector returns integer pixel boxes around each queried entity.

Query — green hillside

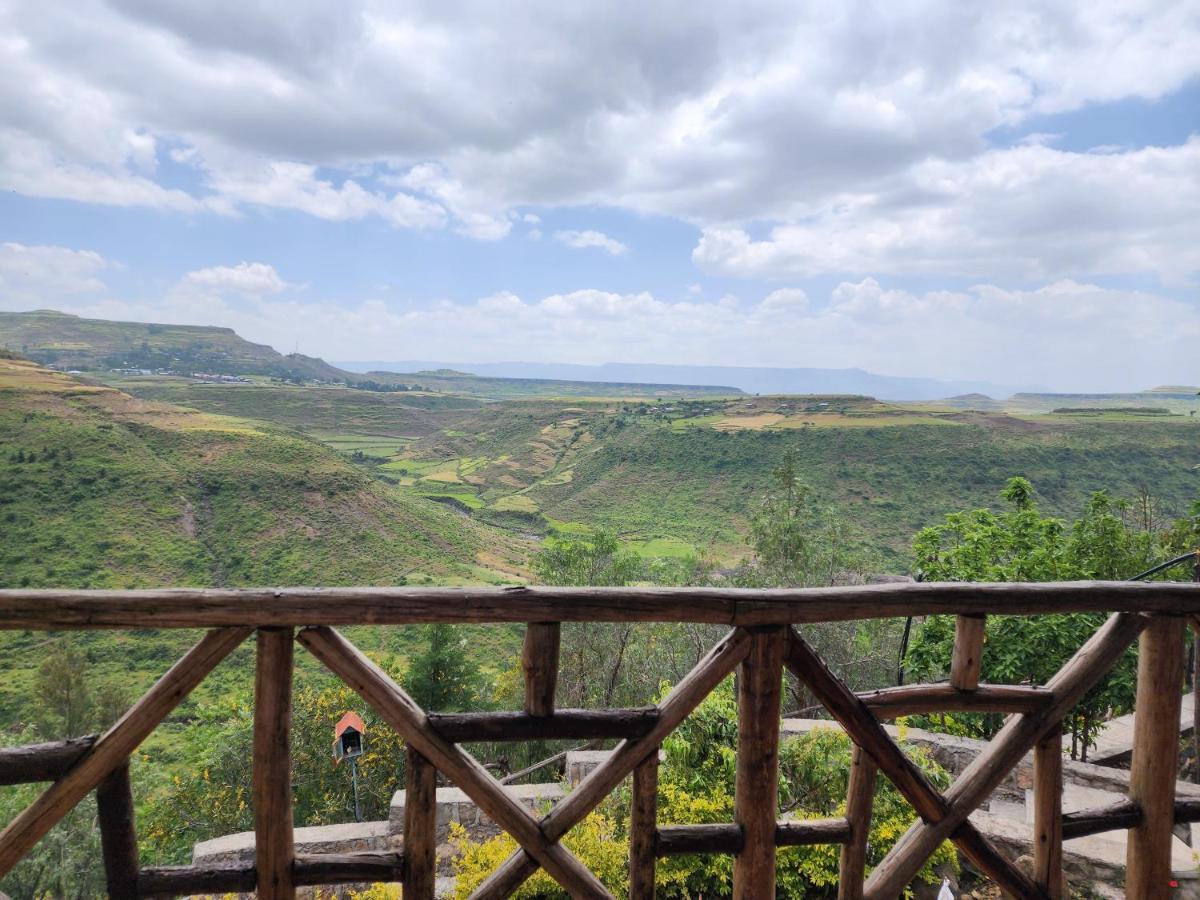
[0,309,348,380]
[364,367,742,399]
[0,356,528,590]
[105,379,1200,567]
[399,396,1200,564]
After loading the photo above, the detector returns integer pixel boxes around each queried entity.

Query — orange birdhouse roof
[334,711,366,740]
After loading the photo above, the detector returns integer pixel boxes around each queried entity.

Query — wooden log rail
[0,581,1197,899]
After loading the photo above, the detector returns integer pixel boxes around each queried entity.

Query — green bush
[452,683,956,898]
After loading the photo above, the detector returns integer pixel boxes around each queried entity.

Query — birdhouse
[333,711,367,762]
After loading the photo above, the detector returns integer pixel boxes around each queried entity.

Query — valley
[104,374,1200,569]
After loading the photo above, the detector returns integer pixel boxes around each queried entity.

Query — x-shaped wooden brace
[299,625,752,900]
[785,612,1149,899]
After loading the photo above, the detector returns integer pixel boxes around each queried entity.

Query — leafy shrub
[452,683,956,898]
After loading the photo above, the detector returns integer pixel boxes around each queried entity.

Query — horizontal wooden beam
[858,683,1051,718]
[0,581,1197,629]
[137,852,406,897]
[1061,800,1142,840]
[1176,797,1200,824]
[428,707,658,742]
[1060,797,1200,841]
[657,823,742,856]
[0,735,96,785]
[656,819,852,856]
[138,862,255,897]
[294,851,407,886]
[775,818,852,847]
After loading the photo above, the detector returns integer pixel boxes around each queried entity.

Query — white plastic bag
[936,877,954,900]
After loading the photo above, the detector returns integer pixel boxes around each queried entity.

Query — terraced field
[106,377,1200,569]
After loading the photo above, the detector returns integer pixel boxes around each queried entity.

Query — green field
[100,375,1200,568]
[2,317,1199,891]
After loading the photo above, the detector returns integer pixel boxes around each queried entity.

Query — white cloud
[0,243,117,307]
[760,288,808,312]
[202,157,446,229]
[0,0,1196,275]
[26,255,1193,391]
[692,140,1200,282]
[179,262,292,297]
[553,230,629,256]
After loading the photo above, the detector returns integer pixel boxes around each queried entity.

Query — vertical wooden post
[630,751,659,900]
[253,627,294,900]
[838,744,877,900]
[1126,614,1185,897]
[1193,558,1200,785]
[1032,725,1063,899]
[404,746,438,900]
[734,627,786,900]
[950,614,986,691]
[523,622,561,716]
[840,748,878,900]
[96,761,139,900]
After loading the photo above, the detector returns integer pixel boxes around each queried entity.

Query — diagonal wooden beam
[784,628,1046,900]
[296,626,613,900]
[863,611,1148,899]
[0,627,251,877]
[470,627,753,899]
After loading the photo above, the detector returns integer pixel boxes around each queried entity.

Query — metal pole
[351,757,362,823]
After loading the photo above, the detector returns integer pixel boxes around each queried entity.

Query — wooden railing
[1,580,1200,899]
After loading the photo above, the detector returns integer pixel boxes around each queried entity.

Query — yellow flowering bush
[451,683,957,898]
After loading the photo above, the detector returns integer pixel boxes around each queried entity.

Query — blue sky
[1,2,1197,390]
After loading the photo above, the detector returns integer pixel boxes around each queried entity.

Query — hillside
[0,356,528,589]
[107,379,1200,566]
[0,309,348,380]
[339,359,1027,400]
[398,396,1200,563]
[365,367,741,399]
[1002,390,1200,416]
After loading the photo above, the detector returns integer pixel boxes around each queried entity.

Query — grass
[78,375,1200,569]
[624,537,698,558]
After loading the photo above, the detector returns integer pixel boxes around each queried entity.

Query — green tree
[532,529,643,586]
[907,478,1173,757]
[0,639,126,899]
[532,529,714,709]
[405,623,486,713]
[33,640,93,738]
[744,449,869,587]
[141,674,410,862]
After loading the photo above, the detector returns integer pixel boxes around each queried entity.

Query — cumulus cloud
[0,0,1196,277]
[554,230,629,255]
[692,140,1200,282]
[203,158,446,230]
[228,281,1199,391]
[178,262,292,297]
[0,243,117,307]
[28,251,1194,391]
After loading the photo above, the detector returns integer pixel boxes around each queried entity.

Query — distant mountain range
[338,360,1040,401]
[0,310,1047,400]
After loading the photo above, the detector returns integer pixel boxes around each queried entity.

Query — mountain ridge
[338,359,1040,401]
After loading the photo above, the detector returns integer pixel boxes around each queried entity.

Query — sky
[1,1,1197,391]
